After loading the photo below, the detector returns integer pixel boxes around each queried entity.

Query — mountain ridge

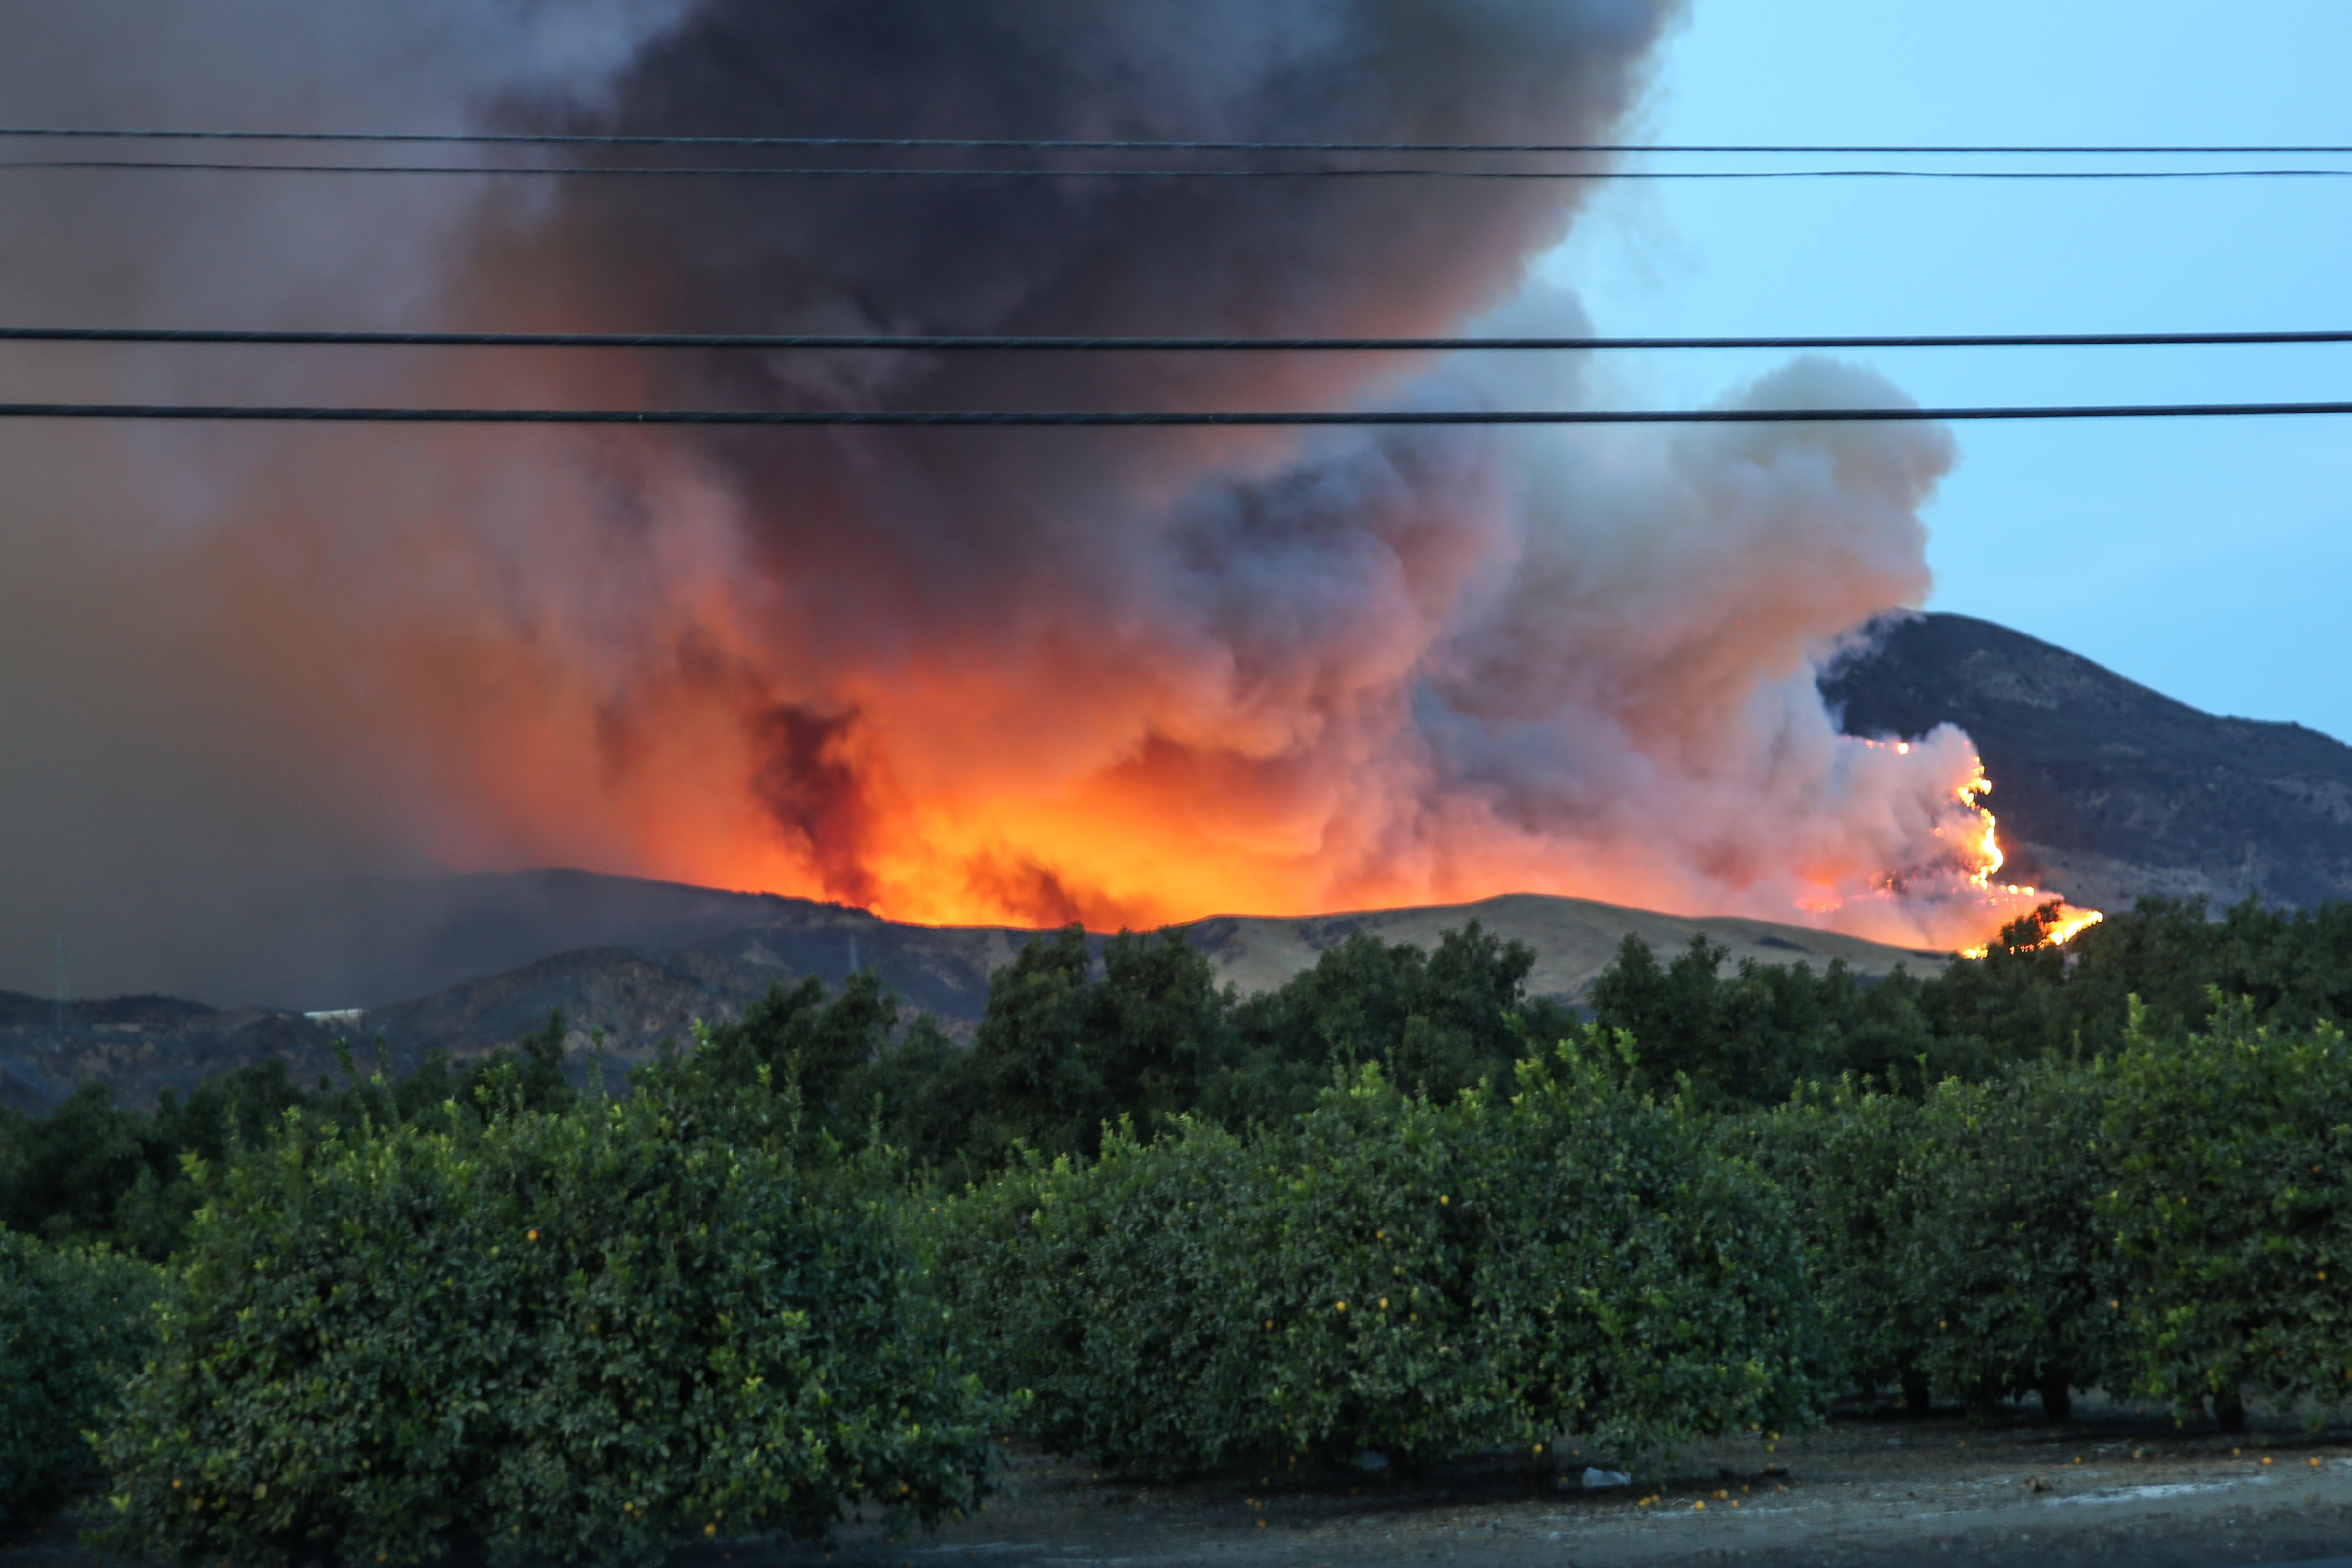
[15,610,2347,1115]
[2,883,1943,1113]
[1822,611,2352,913]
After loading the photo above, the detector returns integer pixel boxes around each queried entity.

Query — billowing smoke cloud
[0,0,2055,1000]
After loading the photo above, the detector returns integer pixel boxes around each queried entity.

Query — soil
[13,1402,2351,1568]
[793,1400,2352,1568]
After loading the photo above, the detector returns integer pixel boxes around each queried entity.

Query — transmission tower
[52,933,71,1035]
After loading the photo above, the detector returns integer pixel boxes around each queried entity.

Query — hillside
[1822,612,2352,912]
[0,993,344,1118]
[3,880,1942,1111]
[24,609,2344,1113]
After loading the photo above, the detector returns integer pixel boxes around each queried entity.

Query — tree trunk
[2038,1375,2072,1424]
[1901,1369,1932,1416]
[2214,1384,2247,1435]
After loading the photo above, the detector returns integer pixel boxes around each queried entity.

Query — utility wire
[7,158,2352,182]
[3,401,2349,426]
[7,327,2352,352]
[4,127,2351,156]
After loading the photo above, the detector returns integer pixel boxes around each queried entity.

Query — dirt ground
[13,1402,2352,1568]
[792,1400,2352,1568]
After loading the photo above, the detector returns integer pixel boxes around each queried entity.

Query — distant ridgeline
[5,894,2348,1261]
[1823,611,2352,912]
[0,875,1932,1114]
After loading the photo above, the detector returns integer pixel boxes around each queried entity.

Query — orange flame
[1949,760,2103,958]
[132,419,2078,962]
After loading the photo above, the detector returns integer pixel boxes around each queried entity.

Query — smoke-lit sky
[0,0,2339,1002]
[1555,0,2352,742]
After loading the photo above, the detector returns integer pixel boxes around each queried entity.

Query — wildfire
[575,716,2091,963]
[1950,760,2103,958]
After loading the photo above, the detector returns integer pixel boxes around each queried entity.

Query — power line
[3,400,2349,426]
[8,158,2352,181]
[51,935,70,1039]
[6,327,2352,352]
[4,127,2350,156]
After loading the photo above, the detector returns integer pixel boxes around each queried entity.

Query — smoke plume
[0,1,2058,1000]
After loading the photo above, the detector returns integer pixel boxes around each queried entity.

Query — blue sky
[1544,0,2352,741]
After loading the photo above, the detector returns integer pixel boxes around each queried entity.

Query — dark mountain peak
[1825,612,2195,725]
[1821,611,2352,913]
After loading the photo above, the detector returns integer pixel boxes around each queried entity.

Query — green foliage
[0,1017,581,1262]
[2097,998,2352,1427]
[1908,1061,2129,1418]
[11,890,2351,1508]
[849,1013,968,1167]
[1214,922,1573,1124]
[1233,1070,1526,1468]
[99,1086,998,1566]
[0,1229,160,1526]
[314,1013,579,1134]
[1919,896,2352,1065]
[1732,1085,1930,1405]
[953,927,1236,1162]
[919,1038,1815,1476]
[1914,903,2079,1063]
[0,1082,151,1246]
[681,973,897,1127]
[910,1122,1265,1474]
[1592,896,2352,1110]
[1589,935,1943,1104]
[1472,1041,1822,1454]
[2062,898,2352,1052]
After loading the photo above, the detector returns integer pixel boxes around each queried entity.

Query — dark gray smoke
[0,2,2056,1003]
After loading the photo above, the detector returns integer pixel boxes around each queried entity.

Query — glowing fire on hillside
[555,725,2086,961]
[0,3,2104,981]
[1946,759,2104,957]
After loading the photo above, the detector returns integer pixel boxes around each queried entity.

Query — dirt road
[794,1405,2352,1568]
[11,1405,2348,1568]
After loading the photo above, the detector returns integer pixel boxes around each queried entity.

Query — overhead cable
[6,327,2352,352]
[3,127,2350,156]
[3,400,2349,426]
[7,159,2352,181]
